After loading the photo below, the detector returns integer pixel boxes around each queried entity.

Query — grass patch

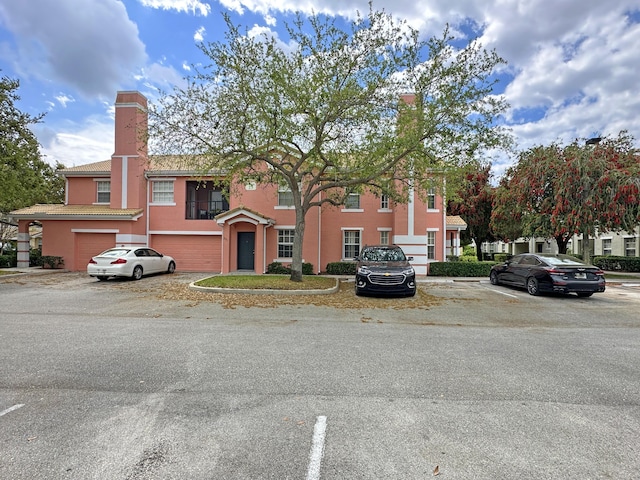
[0,270,18,276]
[194,274,337,290]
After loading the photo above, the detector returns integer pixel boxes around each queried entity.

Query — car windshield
[361,248,406,262]
[99,249,130,258]
[542,255,586,266]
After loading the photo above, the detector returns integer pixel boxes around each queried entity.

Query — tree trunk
[582,229,592,265]
[474,237,484,261]
[289,206,306,282]
[555,235,569,254]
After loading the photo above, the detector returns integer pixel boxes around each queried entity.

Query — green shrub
[462,245,476,256]
[30,248,43,267]
[494,253,510,263]
[41,256,65,269]
[459,255,478,262]
[0,253,17,268]
[593,256,640,272]
[266,261,314,275]
[325,261,357,275]
[428,261,497,277]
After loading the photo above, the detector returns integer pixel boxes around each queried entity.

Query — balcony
[186,200,229,220]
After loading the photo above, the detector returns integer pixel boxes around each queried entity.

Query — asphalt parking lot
[1,271,640,479]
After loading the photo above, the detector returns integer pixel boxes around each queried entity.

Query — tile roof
[60,160,112,174]
[58,156,225,176]
[10,204,144,219]
[446,215,467,227]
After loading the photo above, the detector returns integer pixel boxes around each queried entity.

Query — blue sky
[1,0,639,178]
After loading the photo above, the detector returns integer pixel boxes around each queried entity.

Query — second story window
[278,186,295,207]
[96,180,110,203]
[427,188,436,210]
[152,180,174,204]
[344,193,360,209]
[380,194,389,210]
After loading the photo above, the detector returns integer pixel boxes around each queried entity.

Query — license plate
[575,273,587,279]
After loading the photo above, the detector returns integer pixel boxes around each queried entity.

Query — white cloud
[0,0,147,100]
[54,94,75,108]
[139,0,211,16]
[194,26,206,42]
[35,118,114,167]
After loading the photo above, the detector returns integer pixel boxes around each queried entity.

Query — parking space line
[0,404,24,417]
[486,287,519,298]
[306,415,327,480]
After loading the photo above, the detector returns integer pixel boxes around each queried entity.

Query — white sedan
[88,247,176,281]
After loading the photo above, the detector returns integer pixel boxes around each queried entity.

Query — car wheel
[489,271,499,285]
[526,276,540,296]
[167,261,176,274]
[97,276,108,281]
[577,292,593,298]
[132,265,143,280]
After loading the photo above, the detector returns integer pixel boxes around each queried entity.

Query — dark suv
[355,245,416,297]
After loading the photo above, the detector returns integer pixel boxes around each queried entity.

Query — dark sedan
[355,245,416,297]
[489,253,606,297]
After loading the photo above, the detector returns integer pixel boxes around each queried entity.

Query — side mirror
[407,256,414,261]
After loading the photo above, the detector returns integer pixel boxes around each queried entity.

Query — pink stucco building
[11,91,466,274]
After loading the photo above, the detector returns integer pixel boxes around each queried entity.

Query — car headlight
[403,267,415,276]
[357,266,370,275]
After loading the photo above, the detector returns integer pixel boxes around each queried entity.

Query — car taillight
[111,258,127,264]
[594,270,604,276]
[545,268,563,274]
[89,259,97,264]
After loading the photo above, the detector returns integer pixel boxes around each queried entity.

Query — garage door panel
[151,235,221,272]
[76,234,116,272]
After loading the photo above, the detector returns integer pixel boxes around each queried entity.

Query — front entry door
[237,232,255,270]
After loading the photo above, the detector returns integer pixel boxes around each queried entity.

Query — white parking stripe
[0,404,24,417]
[306,416,327,480]
[486,287,519,298]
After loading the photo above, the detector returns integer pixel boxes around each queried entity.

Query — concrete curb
[188,277,341,295]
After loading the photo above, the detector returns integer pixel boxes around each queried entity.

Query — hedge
[428,261,497,277]
[593,256,640,272]
[325,261,357,275]
[0,253,17,268]
[266,261,314,275]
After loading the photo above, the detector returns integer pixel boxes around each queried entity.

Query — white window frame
[277,229,295,259]
[427,231,436,260]
[151,180,175,204]
[427,187,437,211]
[342,193,362,211]
[602,238,612,256]
[277,185,295,208]
[379,230,390,245]
[379,194,389,210]
[624,237,636,257]
[342,229,362,260]
[95,180,111,204]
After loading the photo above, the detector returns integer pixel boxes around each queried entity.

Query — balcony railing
[186,200,229,220]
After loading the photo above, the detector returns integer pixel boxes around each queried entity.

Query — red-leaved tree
[491,132,640,263]
[448,164,495,261]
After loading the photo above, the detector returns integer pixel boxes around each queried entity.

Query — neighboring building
[484,230,640,258]
[10,91,466,274]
